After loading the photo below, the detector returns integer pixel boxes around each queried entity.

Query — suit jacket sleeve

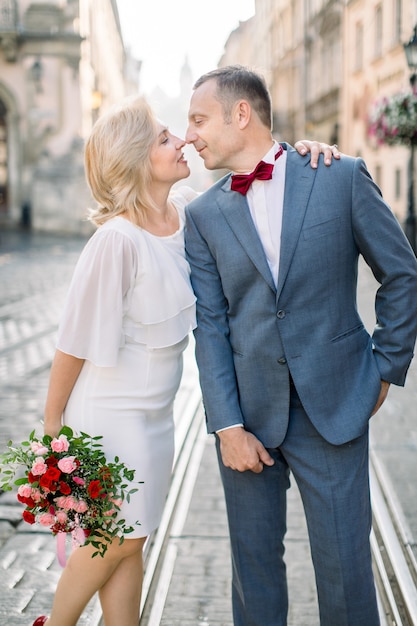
[185,205,245,433]
[352,157,417,385]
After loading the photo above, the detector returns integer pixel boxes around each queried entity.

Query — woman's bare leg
[99,537,146,625]
[44,536,146,626]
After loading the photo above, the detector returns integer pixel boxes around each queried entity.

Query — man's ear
[234,100,251,129]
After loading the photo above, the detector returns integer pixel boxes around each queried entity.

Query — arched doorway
[0,99,7,216]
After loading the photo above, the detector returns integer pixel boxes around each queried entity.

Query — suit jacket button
[276,310,286,319]
[277,357,287,364]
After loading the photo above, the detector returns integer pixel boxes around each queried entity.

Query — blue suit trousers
[216,388,380,626]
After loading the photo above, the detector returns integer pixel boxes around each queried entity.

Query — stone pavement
[153,258,417,625]
[0,229,416,625]
[154,431,318,626]
[0,231,102,625]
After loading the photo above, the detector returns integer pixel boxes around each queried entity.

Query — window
[375,5,383,58]
[395,168,401,199]
[393,0,402,44]
[0,99,7,215]
[355,22,363,71]
[375,164,382,188]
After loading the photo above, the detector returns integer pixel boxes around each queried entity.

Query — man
[184,65,417,626]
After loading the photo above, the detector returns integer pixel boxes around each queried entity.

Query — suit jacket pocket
[331,323,365,343]
[302,216,340,240]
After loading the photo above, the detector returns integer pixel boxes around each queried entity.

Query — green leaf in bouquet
[60,425,73,436]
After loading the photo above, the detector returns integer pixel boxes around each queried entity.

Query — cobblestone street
[0,231,98,625]
[0,229,416,626]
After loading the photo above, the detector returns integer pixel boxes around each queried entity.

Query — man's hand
[371,380,391,416]
[217,427,275,473]
[294,140,340,168]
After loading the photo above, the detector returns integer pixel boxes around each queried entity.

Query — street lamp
[403,26,417,253]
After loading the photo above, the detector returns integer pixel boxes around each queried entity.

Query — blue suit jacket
[185,144,417,446]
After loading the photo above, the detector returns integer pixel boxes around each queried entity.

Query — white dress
[56,187,197,537]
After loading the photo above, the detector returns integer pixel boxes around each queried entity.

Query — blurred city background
[0,0,417,247]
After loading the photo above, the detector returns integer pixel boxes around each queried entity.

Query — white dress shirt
[246,141,287,287]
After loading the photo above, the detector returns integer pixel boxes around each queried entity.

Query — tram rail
[371,449,417,626]
[92,383,206,626]
[128,429,417,626]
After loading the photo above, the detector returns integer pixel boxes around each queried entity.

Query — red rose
[17,494,36,508]
[45,455,59,467]
[27,472,37,484]
[87,480,102,499]
[45,467,61,481]
[39,474,58,491]
[59,481,71,495]
[51,522,66,534]
[23,510,36,524]
[39,474,52,488]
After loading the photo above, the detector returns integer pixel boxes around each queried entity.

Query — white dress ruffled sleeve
[57,186,198,367]
[121,186,198,347]
[56,228,138,367]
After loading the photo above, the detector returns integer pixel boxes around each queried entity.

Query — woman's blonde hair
[85,96,159,226]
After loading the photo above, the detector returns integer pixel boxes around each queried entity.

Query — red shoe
[33,618,48,626]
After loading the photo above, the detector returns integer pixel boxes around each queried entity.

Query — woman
[34,96,337,626]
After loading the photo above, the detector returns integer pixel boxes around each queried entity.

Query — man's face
[186,79,242,171]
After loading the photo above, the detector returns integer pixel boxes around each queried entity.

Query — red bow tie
[231,145,283,195]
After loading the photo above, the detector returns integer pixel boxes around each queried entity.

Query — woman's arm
[43,349,85,437]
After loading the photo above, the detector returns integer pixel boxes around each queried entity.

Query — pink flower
[65,496,79,510]
[57,456,77,474]
[38,512,55,526]
[31,457,48,476]
[56,496,69,510]
[51,435,69,453]
[76,500,88,513]
[103,508,116,516]
[31,488,43,503]
[73,476,85,486]
[56,511,68,524]
[30,441,49,456]
[17,484,33,499]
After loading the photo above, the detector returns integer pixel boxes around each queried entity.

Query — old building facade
[343,0,414,221]
[2,1,417,234]
[0,0,140,234]
[220,0,417,227]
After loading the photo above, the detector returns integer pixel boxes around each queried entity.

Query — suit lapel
[215,147,317,297]
[276,147,316,301]
[218,176,276,292]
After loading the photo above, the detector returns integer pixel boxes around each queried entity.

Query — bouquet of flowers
[368,91,417,146]
[0,426,140,558]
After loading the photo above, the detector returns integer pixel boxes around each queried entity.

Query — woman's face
[149,122,190,184]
